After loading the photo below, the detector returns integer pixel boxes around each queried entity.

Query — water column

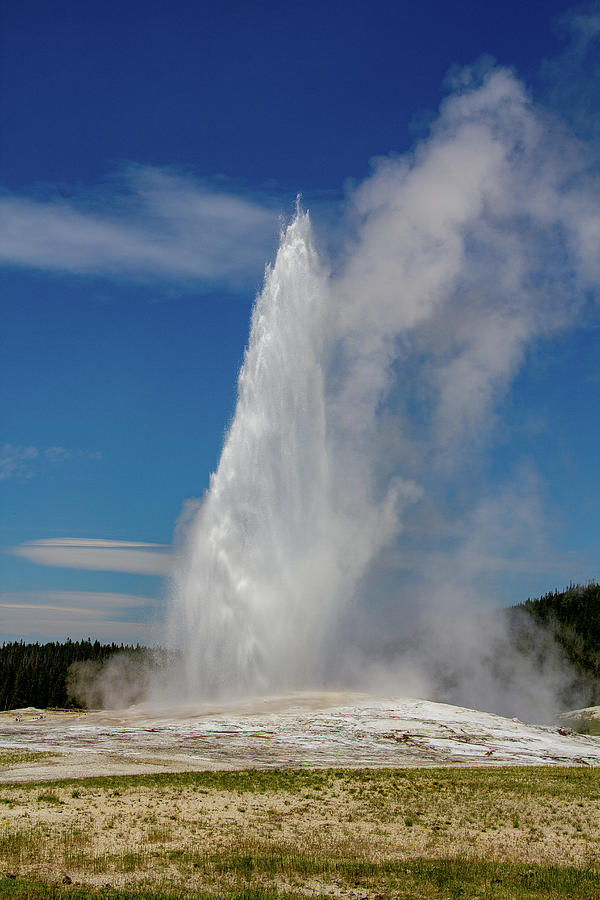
[170,210,337,698]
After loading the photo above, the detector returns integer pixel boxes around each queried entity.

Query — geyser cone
[170,210,340,698]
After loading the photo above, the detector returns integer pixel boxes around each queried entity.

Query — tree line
[1,582,599,711]
[510,581,600,705]
[0,639,147,710]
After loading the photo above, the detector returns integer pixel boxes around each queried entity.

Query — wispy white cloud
[540,1,600,142]
[0,166,279,288]
[0,444,101,481]
[0,445,39,480]
[0,590,154,612]
[0,591,158,644]
[6,538,173,575]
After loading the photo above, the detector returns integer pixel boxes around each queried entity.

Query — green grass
[0,749,52,767]
[0,767,332,794]
[37,791,63,805]
[2,764,600,799]
[0,878,286,898]
[0,858,599,899]
[1,767,599,897]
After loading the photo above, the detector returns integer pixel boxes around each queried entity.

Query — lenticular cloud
[165,66,600,715]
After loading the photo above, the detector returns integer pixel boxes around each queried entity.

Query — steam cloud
[155,60,599,722]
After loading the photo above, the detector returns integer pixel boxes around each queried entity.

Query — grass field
[0,766,599,898]
[0,749,53,768]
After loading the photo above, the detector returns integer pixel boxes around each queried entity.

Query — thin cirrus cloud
[0,591,159,644]
[0,590,153,612]
[6,538,173,576]
[0,166,280,289]
[0,444,102,481]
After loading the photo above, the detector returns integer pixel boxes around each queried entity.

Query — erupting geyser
[170,211,328,694]
[166,67,600,714]
[169,209,404,698]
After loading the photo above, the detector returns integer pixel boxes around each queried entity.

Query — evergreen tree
[0,640,151,710]
[511,582,600,706]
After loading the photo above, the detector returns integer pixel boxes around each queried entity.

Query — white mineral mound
[2,693,599,780]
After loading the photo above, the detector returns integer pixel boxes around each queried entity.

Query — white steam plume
[161,64,599,720]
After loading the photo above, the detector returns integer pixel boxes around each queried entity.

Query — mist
[142,56,600,724]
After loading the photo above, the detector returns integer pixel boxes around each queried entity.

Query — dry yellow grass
[0,767,598,896]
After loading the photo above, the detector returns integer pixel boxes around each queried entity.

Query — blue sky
[1,0,599,644]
